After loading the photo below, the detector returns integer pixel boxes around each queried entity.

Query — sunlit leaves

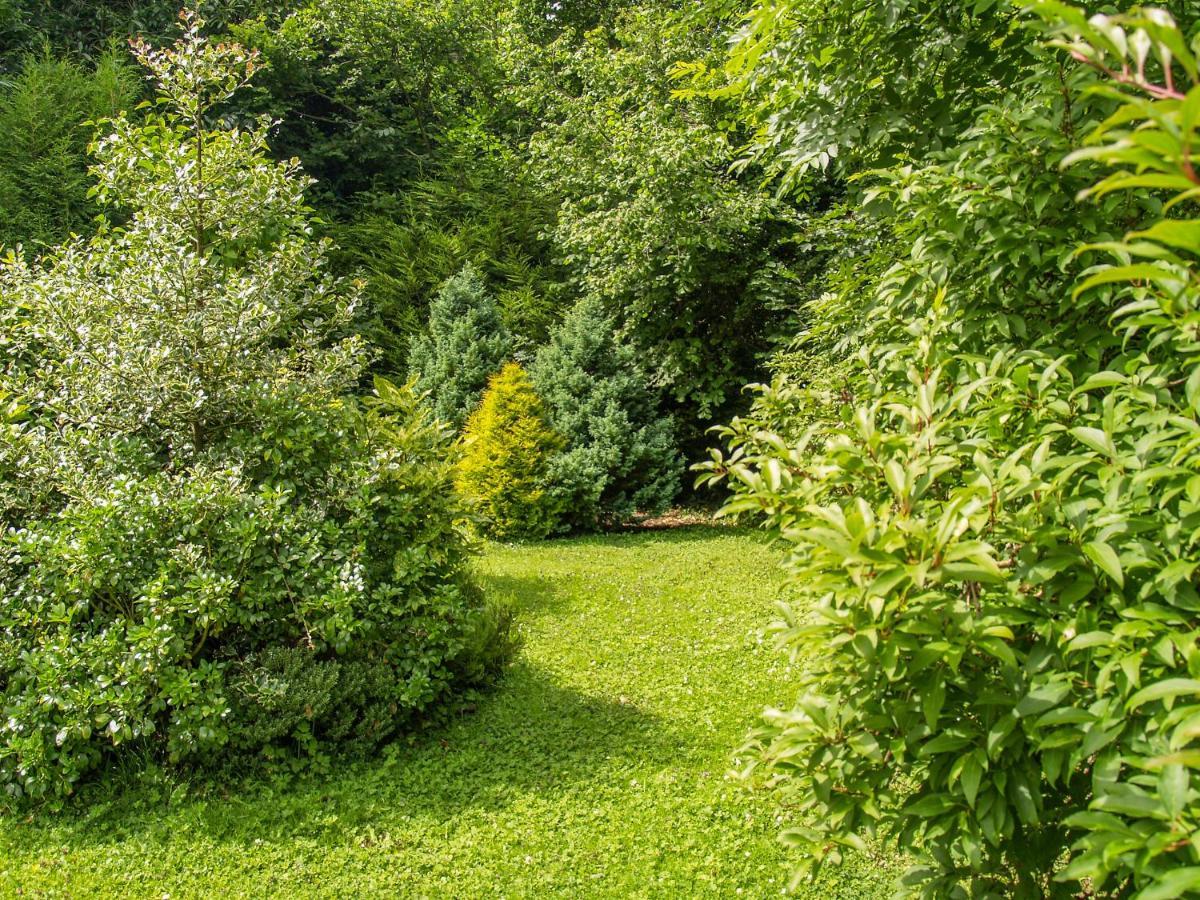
[704,3,1200,896]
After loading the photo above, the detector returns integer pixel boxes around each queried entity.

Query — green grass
[0,527,897,898]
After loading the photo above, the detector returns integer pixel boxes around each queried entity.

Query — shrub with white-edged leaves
[0,13,496,801]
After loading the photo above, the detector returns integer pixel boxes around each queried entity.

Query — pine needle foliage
[409,262,513,431]
[457,362,564,540]
[0,48,136,250]
[532,296,680,531]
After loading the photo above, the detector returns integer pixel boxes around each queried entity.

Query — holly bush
[0,15,494,801]
[702,5,1200,897]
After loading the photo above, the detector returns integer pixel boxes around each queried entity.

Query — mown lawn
[0,527,897,898]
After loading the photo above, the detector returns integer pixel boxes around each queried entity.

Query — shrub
[0,14,494,801]
[702,6,1200,897]
[531,296,680,530]
[457,362,564,539]
[408,262,513,430]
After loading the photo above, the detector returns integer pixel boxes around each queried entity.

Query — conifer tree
[532,296,680,530]
[457,362,564,539]
[409,263,512,430]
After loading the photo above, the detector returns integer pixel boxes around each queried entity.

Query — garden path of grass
[0,527,897,898]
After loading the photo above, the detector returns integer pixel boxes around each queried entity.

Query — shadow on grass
[4,527,753,854]
[476,570,574,619]
[6,660,674,852]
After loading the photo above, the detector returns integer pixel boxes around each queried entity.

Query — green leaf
[1127,678,1200,710]
[1158,764,1188,820]
[1186,365,1200,414]
[961,755,983,808]
[903,794,955,817]
[923,680,946,730]
[1083,541,1124,588]
[1133,867,1200,900]
[1070,427,1116,457]
[1015,681,1072,718]
[1129,219,1200,253]
[1071,371,1126,395]
[1073,263,1186,298]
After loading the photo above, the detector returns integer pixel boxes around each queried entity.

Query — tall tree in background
[714,0,1029,190]
[509,3,798,436]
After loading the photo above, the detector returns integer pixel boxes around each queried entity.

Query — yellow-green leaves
[709,3,1200,896]
[457,362,565,539]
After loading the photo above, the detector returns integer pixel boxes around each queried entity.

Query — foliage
[226,0,499,205]
[0,48,137,250]
[531,296,681,530]
[508,3,798,427]
[700,0,1031,191]
[222,1,568,372]
[457,362,564,540]
[0,528,901,897]
[331,140,560,372]
[0,1,177,62]
[409,263,514,431]
[0,16,491,800]
[702,5,1200,897]
[2,0,799,445]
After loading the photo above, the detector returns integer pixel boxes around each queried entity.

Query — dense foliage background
[0,0,799,471]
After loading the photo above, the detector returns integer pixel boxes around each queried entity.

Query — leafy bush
[409,262,513,431]
[702,6,1200,897]
[532,296,680,530]
[457,362,564,540]
[712,0,1029,189]
[227,586,517,766]
[0,15,494,801]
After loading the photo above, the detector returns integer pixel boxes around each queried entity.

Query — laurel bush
[703,6,1200,896]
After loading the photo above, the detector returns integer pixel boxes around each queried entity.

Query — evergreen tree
[457,362,564,539]
[532,296,680,530]
[409,262,512,430]
[0,49,137,250]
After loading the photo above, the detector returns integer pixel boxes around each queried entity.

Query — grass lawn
[0,526,898,898]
